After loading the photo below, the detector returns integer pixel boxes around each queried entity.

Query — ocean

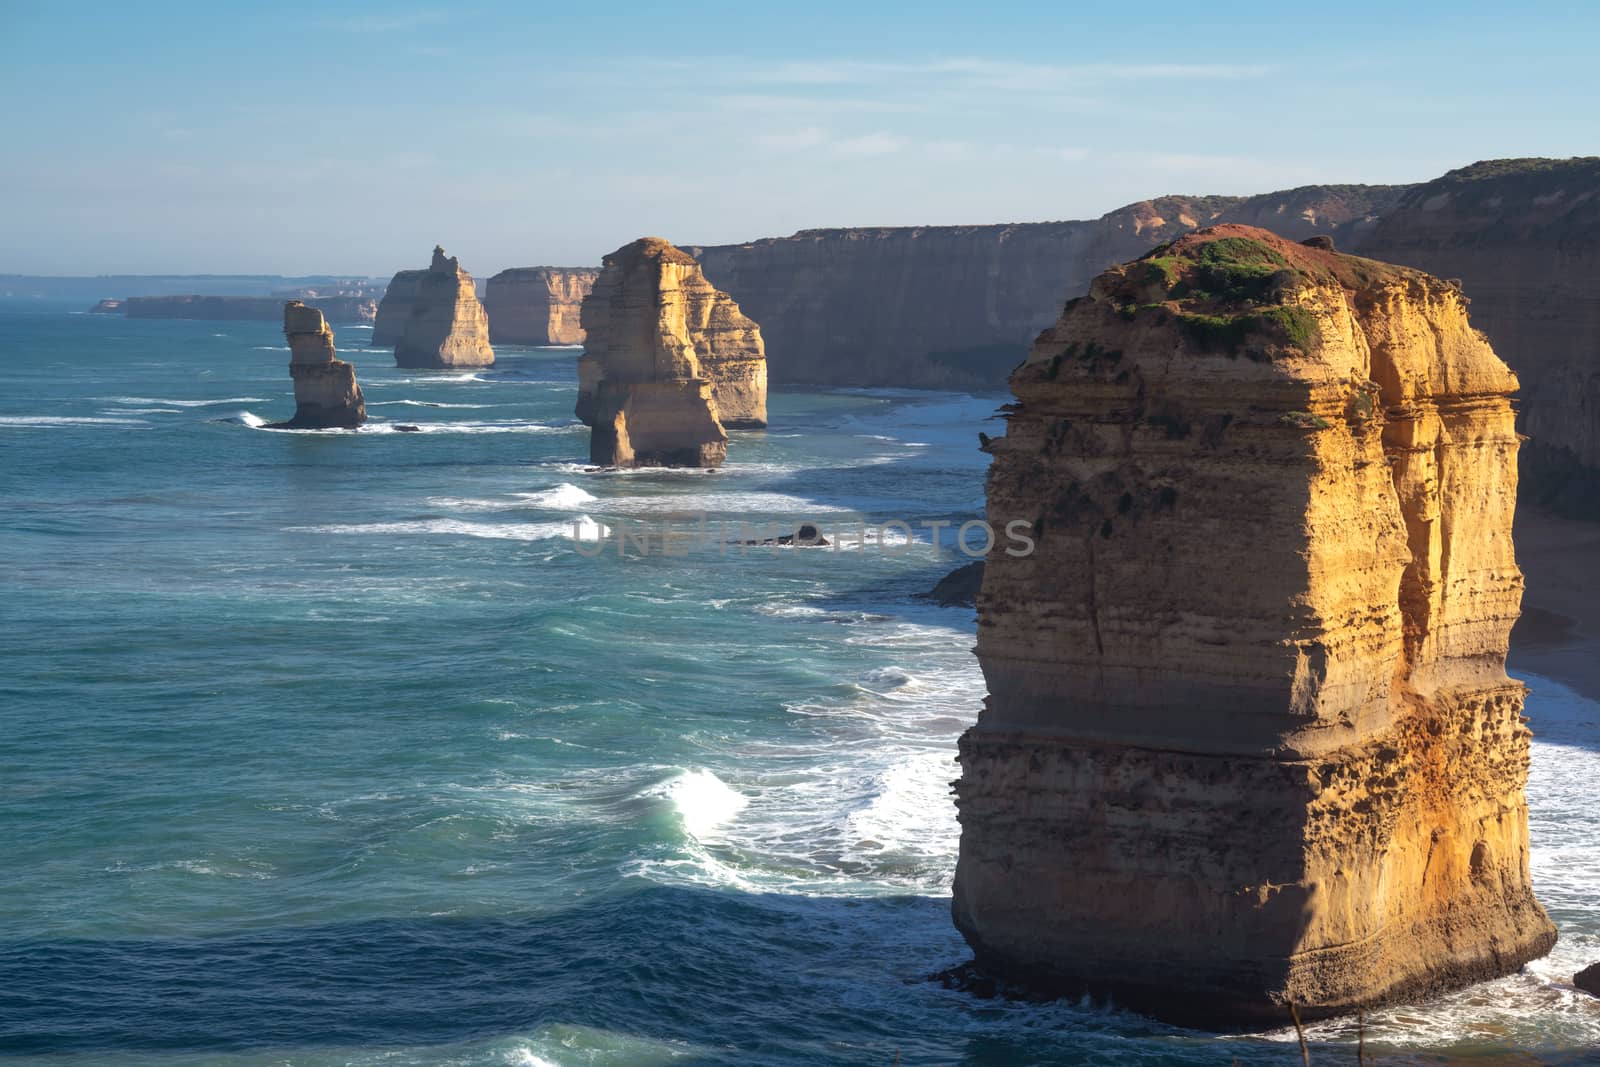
[0,307,1596,1066]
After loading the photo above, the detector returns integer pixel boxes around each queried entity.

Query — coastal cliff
[688,185,1406,390]
[484,267,598,345]
[124,294,376,322]
[371,269,425,346]
[953,226,1555,1025]
[393,247,495,369]
[577,238,744,467]
[272,301,365,429]
[1360,158,1600,518]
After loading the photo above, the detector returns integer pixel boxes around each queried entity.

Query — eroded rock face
[1360,158,1600,518]
[274,301,365,429]
[688,185,1407,390]
[578,237,766,434]
[370,269,424,345]
[954,225,1556,1026]
[578,238,770,466]
[484,267,599,345]
[393,247,494,369]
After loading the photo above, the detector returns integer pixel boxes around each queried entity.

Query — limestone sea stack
[578,238,767,434]
[393,246,495,369]
[370,269,424,345]
[577,238,758,467]
[484,267,599,345]
[953,225,1556,1026]
[272,301,365,429]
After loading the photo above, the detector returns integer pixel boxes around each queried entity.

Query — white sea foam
[104,395,268,407]
[618,614,980,896]
[427,486,598,512]
[389,419,579,435]
[219,411,268,428]
[645,769,749,840]
[0,415,150,427]
[519,483,600,509]
[367,399,494,409]
[595,491,856,517]
[101,407,181,415]
[288,515,609,542]
[860,666,915,690]
[845,750,960,861]
[254,418,579,436]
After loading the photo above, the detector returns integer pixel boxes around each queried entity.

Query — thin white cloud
[317,10,449,33]
[752,126,831,152]
[642,56,1272,92]
[922,140,979,163]
[829,131,911,159]
[709,93,928,115]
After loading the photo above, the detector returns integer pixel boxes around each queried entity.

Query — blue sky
[2,1,1595,275]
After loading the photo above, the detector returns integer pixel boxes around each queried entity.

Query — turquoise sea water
[1,307,1596,1066]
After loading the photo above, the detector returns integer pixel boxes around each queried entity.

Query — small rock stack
[392,246,495,369]
[273,301,366,429]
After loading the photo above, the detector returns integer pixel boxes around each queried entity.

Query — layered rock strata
[578,238,765,467]
[371,269,424,345]
[953,225,1556,1025]
[688,184,1407,390]
[393,247,495,369]
[1361,158,1600,518]
[578,239,767,432]
[484,267,599,345]
[272,301,365,429]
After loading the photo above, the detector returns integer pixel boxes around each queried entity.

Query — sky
[2,1,1596,277]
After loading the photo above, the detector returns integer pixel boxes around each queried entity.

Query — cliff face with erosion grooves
[393,247,495,369]
[370,269,424,345]
[953,225,1555,1026]
[273,301,365,429]
[689,184,1407,390]
[577,238,747,467]
[484,267,599,346]
[1360,158,1600,518]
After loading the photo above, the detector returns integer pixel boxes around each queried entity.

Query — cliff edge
[484,267,598,346]
[1361,158,1600,518]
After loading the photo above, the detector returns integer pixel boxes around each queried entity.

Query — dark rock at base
[394,424,422,433]
[925,560,984,607]
[733,522,830,547]
[1577,962,1600,997]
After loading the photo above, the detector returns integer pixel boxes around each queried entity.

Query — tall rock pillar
[953,225,1555,1026]
[273,301,366,429]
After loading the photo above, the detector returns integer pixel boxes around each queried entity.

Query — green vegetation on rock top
[1115,232,1331,359]
[1440,157,1600,183]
